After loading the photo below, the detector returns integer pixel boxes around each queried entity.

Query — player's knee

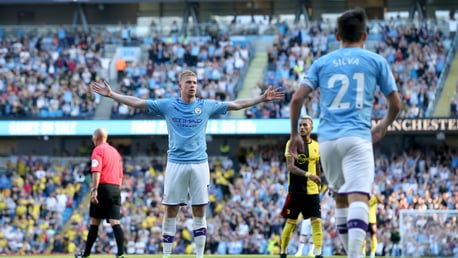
[286,218,297,225]
[334,193,349,207]
[89,217,101,225]
[165,205,180,217]
[348,192,370,204]
[371,225,377,235]
[191,205,206,217]
[108,219,121,226]
[311,217,321,224]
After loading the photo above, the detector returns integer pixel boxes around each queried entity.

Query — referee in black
[77,128,125,258]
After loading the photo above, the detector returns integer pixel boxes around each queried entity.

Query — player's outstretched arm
[91,80,148,109]
[226,86,284,111]
[371,91,401,143]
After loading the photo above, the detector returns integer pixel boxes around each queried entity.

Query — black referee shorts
[89,184,121,220]
[281,193,321,220]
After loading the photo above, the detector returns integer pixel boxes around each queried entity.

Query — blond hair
[301,115,313,123]
[178,70,197,83]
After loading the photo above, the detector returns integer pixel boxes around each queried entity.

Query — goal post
[399,209,458,257]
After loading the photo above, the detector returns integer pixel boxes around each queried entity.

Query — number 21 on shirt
[327,72,364,110]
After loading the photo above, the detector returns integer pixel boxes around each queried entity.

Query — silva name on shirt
[333,57,360,67]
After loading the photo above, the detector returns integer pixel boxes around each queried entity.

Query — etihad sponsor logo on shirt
[172,117,203,128]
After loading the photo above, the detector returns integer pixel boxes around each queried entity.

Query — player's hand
[308,174,321,184]
[262,86,284,102]
[91,190,99,204]
[371,122,387,143]
[91,80,112,97]
[288,133,304,159]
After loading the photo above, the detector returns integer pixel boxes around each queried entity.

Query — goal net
[399,209,458,257]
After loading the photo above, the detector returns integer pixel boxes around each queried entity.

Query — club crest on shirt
[91,159,99,167]
[194,107,202,115]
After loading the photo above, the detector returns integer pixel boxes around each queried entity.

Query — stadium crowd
[7,140,450,256]
[451,81,458,117]
[245,19,451,119]
[0,15,457,258]
[0,155,89,255]
[1,17,454,120]
[0,26,104,118]
[111,34,252,118]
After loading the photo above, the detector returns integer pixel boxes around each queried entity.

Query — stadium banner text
[1,118,457,136]
[371,118,458,133]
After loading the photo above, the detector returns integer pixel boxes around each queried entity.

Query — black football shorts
[89,184,121,220]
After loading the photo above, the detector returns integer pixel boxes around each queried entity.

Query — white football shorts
[162,162,210,206]
[319,136,374,195]
[300,218,312,236]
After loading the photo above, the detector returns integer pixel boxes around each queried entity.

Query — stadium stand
[452,83,458,116]
[0,17,453,121]
[0,27,104,119]
[38,141,455,256]
[248,18,453,119]
[0,156,89,254]
[0,2,457,257]
[110,34,254,119]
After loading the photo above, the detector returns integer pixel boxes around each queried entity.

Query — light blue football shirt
[147,98,228,163]
[302,47,397,142]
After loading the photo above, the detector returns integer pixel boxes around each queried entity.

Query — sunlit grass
[10,255,402,258]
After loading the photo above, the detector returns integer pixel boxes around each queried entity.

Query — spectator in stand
[116,57,127,83]
[449,9,457,41]
[250,17,449,119]
[59,141,457,257]
[0,154,88,255]
[451,81,458,117]
[0,34,103,118]
[111,34,253,119]
[57,24,68,49]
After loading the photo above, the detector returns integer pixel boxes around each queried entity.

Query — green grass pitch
[9,255,403,258]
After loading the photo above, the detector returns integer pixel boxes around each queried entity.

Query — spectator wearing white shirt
[126,238,136,254]
[46,193,58,212]
[135,239,146,254]
[35,168,46,179]
[449,10,457,40]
